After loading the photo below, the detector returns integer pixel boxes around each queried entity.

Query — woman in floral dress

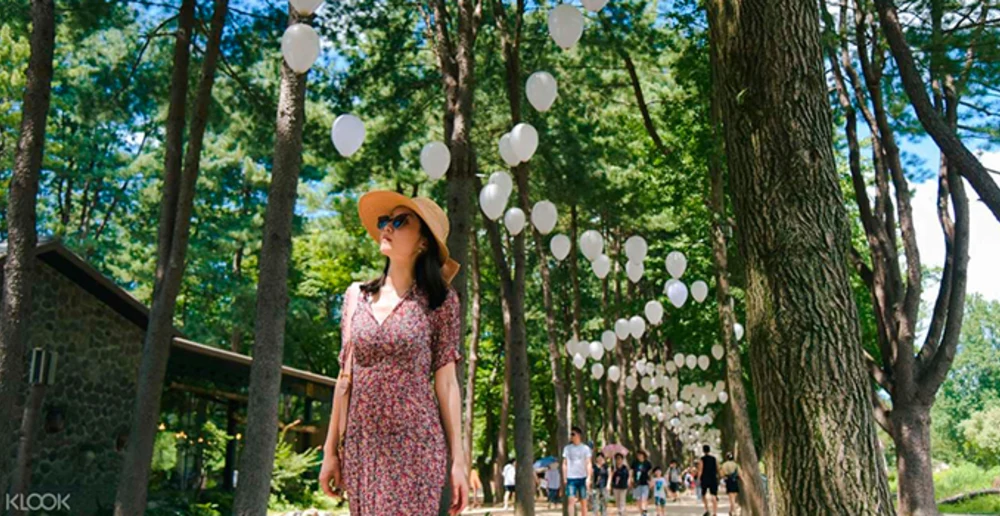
[319,191,469,515]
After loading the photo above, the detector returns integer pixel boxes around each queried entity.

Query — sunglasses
[377,213,412,231]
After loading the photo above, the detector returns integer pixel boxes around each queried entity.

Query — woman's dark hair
[726,452,734,460]
[361,212,449,310]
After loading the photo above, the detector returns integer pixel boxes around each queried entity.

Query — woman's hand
[449,461,469,515]
[319,452,343,499]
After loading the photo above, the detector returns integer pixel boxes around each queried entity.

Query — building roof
[2,239,336,398]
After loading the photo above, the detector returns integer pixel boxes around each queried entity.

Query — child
[652,467,668,516]
[667,460,683,502]
[591,453,610,516]
[611,453,630,516]
[545,462,562,509]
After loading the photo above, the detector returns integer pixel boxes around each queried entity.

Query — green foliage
[940,494,1000,515]
[961,406,1000,469]
[151,430,179,474]
[933,463,1000,500]
[269,427,322,508]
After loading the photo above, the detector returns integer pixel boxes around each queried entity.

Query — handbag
[330,283,359,475]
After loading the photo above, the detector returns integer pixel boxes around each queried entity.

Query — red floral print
[338,283,462,515]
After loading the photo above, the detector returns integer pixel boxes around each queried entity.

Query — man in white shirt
[502,458,516,509]
[562,426,593,516]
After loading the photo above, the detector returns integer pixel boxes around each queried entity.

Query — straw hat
[358,190,461,285]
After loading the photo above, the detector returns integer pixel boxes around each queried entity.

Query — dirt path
[462,493,735,515]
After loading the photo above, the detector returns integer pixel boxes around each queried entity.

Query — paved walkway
[462,494,735,515]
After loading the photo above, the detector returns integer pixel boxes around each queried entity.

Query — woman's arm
[435,361,465,468]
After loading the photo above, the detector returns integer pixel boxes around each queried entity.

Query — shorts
[669,481,681,493]
[701,480,719,496]
[656,495,668,506]
[547,487,560,502]
[725,476,740,493]
[633,485,650,500]
[566,477,588,499]
[505,485,515,493]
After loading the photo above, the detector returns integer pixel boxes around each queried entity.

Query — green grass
[934,464,1000,500]
[939,494,1000,515]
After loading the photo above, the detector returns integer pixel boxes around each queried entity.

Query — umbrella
[602,443,629,458]
[533,456,557,470]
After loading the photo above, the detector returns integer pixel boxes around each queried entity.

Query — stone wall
[14,258,144,515]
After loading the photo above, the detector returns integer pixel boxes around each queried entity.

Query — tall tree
[114,0,229,511]
[0,0,56,496]
[232,5,310,514]
[706,0,895,512]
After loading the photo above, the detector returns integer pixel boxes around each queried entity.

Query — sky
[905,141,1000,303]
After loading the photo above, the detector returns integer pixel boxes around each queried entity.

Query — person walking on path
[697,445,719,516]
[631,450,654,515]
[502,458,517,509]
[651,467,668,516]
[563,426,593,516]
[546,461,562,510]
[590,452,611,516]
[469,466,483,508]
[667,460,683,502]
[320,191,468,515]
[611,453,631,516]
[720,453,740,515]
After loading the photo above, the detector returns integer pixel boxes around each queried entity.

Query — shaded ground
[462,493,735,515]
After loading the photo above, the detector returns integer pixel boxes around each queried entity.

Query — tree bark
[0,0,55,495]
[568,205,588,436]
[232,5,307,515]
[463,228,482,472]
[707,0,895,511]
[705,5,767,512]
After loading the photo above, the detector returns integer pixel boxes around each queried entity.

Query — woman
[319,191,468,515]
[721,452,740,515]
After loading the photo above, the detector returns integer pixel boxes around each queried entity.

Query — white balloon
[649,394,660,405]
[579,230,604,261]
[592,254,611,279]
[697,355,710,371]
[549,234,571,261]
[626,260,644,283]
[624,235,648,262]
[635,360,646,376]
[734,322,745,342]
[565,338,577,356]
[479,184,507,221]
[658,412,666,422]
[639,402,648,415]
[691,280,709,303]
[663,278,679,295]
[581,0,609,11]
[625,375,638,391]
[510,123,539,162]
[670,417,681,427]
[667,281,689,308]
[526,71,558,112]
[531,200,557,235]
[608,365,621,382]
[420,142,450,180]
[673,353,684,367]
[290,0,324,15]
[573,353,586,370]
[666,362,677,374]
[718,391,729,403]
[614,318,630,340]
[591,363,605,380]
[281,23,320,74]
[640,376,652,392]
[498,133,521,167]
[489,171,514,198]
[504,207,526,235]
[685,355,697,369]
[629,316,646,339]
[665,251,688,279]
[601,330,617,351]
[331,114,365,157]
[589,341,604,361]
[547,4,584,50]
[711,344,724,361]
[674,401,685,412]
[644,300,664,325]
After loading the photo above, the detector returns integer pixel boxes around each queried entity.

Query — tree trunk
[463,229,482,472]
[232,6,307,515]
[707,0,895,511]
[9,384,46,516]
[893,406,938,516]
[705,7,768,511]
[0,0,55,494]
[114,0,203,512]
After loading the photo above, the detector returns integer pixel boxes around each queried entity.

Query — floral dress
[339,283,462,515]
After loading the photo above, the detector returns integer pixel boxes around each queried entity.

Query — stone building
[1,240,337,514]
